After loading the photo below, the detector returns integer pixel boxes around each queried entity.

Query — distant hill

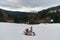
[0,8,31,23]
[1,5,60,23]
[38,5,60,13]
[0,8,29,17]
[38,5,60,23]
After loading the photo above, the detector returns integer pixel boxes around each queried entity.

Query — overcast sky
[0,0,60,12]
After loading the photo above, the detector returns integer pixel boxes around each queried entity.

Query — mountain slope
[38,5,60,13]
[0,8,29,16]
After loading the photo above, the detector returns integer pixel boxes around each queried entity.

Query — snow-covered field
[0,23,60,40]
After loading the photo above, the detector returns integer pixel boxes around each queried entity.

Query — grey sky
[0,0,60,12]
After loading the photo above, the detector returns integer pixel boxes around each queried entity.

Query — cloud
[7,0,17,2]
[0,0,60,12]
[0,6,44,12]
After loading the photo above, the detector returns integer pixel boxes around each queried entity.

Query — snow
[0,22,60,40]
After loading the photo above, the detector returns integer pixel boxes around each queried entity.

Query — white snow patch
[0,23,60,40]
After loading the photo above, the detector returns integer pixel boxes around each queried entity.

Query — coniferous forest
[0,5,60,24]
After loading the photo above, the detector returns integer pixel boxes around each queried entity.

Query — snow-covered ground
[0,23,60,40]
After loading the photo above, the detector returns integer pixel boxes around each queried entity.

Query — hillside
[0,8,30,23]
[0,8,29,16]
[38,5,60,13]
[38,5,60,23]
[1,5,60,23]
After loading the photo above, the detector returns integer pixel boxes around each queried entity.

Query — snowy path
[0,23,60,40]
